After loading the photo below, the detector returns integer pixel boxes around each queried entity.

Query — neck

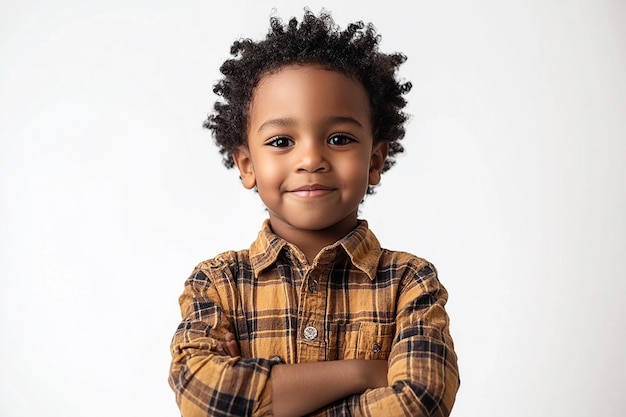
[269,217,358,263]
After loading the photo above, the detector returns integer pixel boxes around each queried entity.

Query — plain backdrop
[1,1,625,416]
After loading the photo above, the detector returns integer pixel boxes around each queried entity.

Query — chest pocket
[329,322,395,360]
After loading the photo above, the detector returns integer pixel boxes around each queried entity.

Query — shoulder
[378,249,440,285]
[378,250,450,313]
[186,249,252,288]
[379,249,434,274]
[195,249,251,270]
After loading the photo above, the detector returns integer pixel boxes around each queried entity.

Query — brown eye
[267,136,294,147]
[328,134,355,146]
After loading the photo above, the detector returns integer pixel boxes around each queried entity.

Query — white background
[1,1,625,416]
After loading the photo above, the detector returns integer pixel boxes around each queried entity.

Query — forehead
[248,65,371,127]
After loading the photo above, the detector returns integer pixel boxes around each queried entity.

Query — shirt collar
[249,219,382,280]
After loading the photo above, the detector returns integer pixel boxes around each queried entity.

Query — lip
[291,184,334,192]
[289,184,336,197]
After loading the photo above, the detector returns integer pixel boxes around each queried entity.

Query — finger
[224,340,241,357]
[223,332,241,357]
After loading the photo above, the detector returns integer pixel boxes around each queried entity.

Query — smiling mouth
[289,184,336,197]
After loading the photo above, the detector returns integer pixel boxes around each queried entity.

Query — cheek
[340,159,371,189]
[253,161,284,189]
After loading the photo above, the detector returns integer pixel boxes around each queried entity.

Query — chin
[293,215,355,232]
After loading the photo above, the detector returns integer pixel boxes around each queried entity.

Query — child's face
[233,65,387,241]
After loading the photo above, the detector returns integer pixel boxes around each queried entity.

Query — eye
[328,134,355,146]
[267,136,294,147]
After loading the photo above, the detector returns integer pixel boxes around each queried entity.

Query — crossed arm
[169,264,459,416]
[217,332,388,417]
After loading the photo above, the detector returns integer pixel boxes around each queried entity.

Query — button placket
[303,273,321,340]
[297,268,327,361]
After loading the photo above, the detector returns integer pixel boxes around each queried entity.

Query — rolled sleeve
[168,268,274,417]
[355,262,460,417]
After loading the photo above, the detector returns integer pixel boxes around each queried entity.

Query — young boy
[169,10,459,417]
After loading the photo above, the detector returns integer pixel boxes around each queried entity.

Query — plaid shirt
[169,220,459,416]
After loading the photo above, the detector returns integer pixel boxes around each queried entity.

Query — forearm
[271,359,387,417]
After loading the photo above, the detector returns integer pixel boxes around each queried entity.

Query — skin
[233,65,388,262]
[228,65,390,416]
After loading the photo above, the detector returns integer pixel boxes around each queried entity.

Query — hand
[215,332,241,357]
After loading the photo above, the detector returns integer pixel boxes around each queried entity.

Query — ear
[368,141,389,186]
[232,146,257,189]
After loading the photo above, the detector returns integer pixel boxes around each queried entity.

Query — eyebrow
[256,116,364,133]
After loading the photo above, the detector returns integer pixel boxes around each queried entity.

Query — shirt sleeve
[168,265,275,417]
[363,261,459,416]
[318,261,460,417]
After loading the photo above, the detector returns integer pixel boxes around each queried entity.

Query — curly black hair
[204,9,411,193]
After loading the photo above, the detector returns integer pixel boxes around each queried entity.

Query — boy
[169,10,459,417]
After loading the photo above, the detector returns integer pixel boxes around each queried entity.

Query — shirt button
[372,343,382,353]
[303,326,318,340]
[308,279,318,293]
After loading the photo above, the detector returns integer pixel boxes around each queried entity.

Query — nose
[296,140,329,173]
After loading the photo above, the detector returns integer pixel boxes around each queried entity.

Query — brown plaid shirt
[169,220,459,416]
